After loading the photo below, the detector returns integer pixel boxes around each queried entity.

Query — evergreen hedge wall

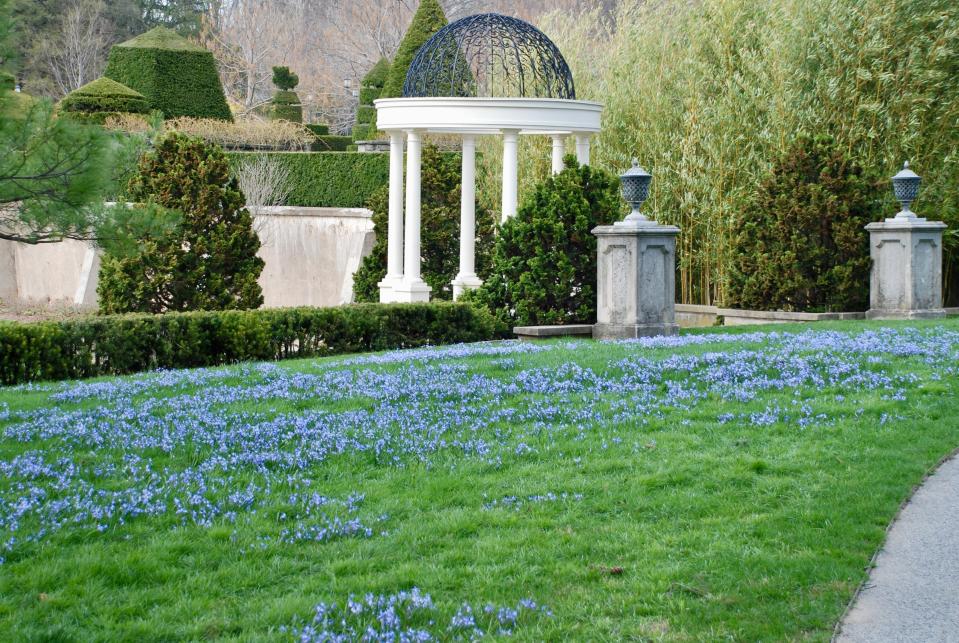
[227,151,389,208]
[104,27,232,121]
[0,304,497,385]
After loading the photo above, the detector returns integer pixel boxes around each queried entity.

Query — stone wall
[0,207,374,311]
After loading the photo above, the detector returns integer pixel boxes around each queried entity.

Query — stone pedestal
[865,217,946,319]
[592,222,680,339]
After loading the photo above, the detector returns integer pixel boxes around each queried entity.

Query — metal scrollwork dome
[402,13,576,100]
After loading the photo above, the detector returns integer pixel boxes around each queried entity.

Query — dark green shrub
[104,26,232,121]
[727,136,882,312]
[469,157,620,326]
[272,66,299,91]
[356,105,375,125]
[359,86,380,105]
[352,145,496,302]
[351,123,376,141]
[363,58,390,91]
[99,132,264,313]
[309,135,353,152]
[58,77,149,124]
[226,151,390,207]
[0,303,497,384]
[0,71,14,91]
[381,0,448,98]
[306,123,329,136]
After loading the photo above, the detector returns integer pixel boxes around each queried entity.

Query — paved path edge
[830,446,959,642]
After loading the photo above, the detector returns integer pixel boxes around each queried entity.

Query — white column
[378,130,405,302]
[551,134,566,174]
[575,132,591,166]
[393,129,431,302]
[452,135,483,299]
[502,129,519,222]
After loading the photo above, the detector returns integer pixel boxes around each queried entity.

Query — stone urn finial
[619,159,653,226]
[892,161,921,219]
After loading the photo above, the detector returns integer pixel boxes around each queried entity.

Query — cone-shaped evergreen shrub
[727,136,882,312]
[58,77,150,124]
[104,27,232,121]
[98,132,264,313]
[381,0,448,98]
[352,144,496,302]
[468,157,621,326]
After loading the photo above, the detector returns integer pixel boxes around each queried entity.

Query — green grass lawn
[1,318,958,641]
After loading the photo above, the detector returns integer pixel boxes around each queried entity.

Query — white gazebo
[374,13,603,303]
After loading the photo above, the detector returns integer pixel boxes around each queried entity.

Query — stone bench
[513,324,595,340]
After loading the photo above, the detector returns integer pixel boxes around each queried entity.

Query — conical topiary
[354,57,390,141]
[104,26,232,121]
[380,0,448,98]
[58,76,150,124]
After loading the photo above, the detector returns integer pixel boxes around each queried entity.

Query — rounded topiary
[98,132,264,313]
[104,26,232,121]
[381,0,448,99]
[468,157,621,326]
[58,77,149,124]
[353,144,496,302]
[727,135,882,312]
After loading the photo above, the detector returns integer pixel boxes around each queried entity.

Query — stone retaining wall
[0,207,374,311]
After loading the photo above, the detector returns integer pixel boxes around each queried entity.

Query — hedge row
[227,151,389,207]
[310,135,353,152]
[306,123,330,136]
[0,303,497,385]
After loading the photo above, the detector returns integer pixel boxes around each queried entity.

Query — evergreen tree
[727,136,882,312]
[98,132,264,313]
[0,92,157,245]
[468,157,621,326]
[381,0,448,98]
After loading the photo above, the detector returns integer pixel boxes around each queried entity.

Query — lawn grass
[1,318,958,640]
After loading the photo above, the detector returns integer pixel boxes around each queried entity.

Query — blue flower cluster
[282,588,550,641]
[1,326,956,569]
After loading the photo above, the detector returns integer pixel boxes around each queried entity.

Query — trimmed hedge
[271,89,302,123]
[359,86,380,105]
[356,105,375,125]
[104,27,232,121]
[306,123,330,136]
[0,303,497,385]
[227,151,389,207]
[351,123,377,141]
[1,71,15,91]
[310,135,353,152]
[58,77,149,124]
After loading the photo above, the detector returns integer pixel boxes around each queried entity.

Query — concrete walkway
[836,454,959,643]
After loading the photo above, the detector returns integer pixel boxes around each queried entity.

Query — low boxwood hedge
[306,123,330,136]
[0,303,498,385]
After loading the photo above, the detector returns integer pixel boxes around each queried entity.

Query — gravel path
[836,454,959,643]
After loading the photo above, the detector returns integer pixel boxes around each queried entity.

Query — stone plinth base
[593,322,679,340]
[451,273,483,300]
[390,279,431,303]
[513,324,594,340]
[865,308,945,320]
[865,217,946,320]
[592,221,681,341]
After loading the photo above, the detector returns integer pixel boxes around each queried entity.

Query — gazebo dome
[402,13,575,100]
